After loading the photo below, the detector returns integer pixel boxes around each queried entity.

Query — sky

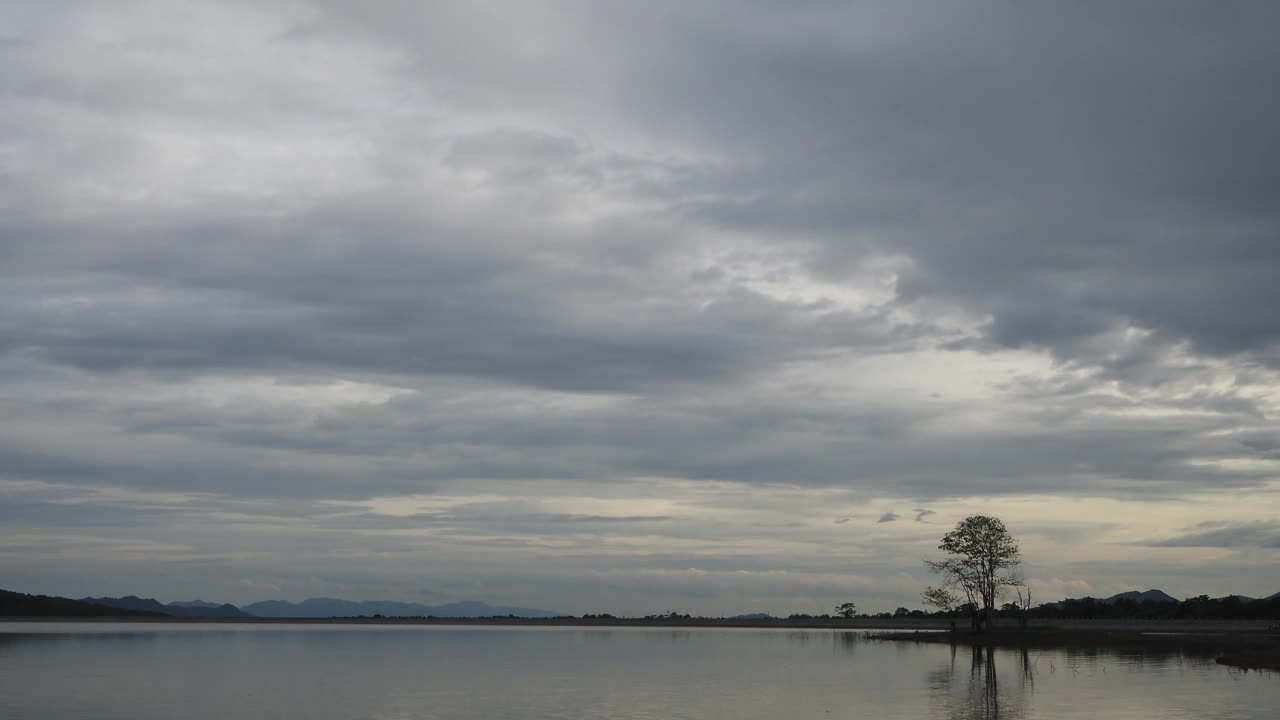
[2,1,1279,616]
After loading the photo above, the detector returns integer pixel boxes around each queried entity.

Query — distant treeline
[1022,595,1280,621]
[5,586,1278,622]
[781,595,1280,622]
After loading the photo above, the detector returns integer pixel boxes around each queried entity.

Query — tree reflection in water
[836,631,858,655]
[929,644,1034,720]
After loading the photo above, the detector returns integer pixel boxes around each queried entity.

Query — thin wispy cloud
[1147,522,1280,549]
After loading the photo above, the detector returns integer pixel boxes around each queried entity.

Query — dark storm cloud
[6,1,1278,394]
[453,0,1280,375]
[8,2,1280,376]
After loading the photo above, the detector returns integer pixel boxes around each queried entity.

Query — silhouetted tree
[1014,586,1031,631]
[922,586,961,632]
[922,586,960,613]
[834,602,858,618]
[925,515,1022,633]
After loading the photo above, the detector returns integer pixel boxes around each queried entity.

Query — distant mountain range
[170,599,237,609]
[1,589,165,618]
[241,597,562,618]
[5,585,1278,620]
[1,588,561,619]
[81,596,252,618]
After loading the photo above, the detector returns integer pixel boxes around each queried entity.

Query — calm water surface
[1,623,1275,719]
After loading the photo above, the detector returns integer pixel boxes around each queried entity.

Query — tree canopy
[924,515,1022,632]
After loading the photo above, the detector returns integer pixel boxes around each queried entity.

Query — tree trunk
[975,605,990,634]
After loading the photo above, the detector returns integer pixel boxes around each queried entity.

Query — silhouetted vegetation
[1022,593,1280,621]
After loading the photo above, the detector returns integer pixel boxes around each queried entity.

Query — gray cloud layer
[2,1,1278,612]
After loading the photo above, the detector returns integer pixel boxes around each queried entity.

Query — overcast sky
[3,1,1279,615]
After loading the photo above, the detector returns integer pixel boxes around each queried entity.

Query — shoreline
[868,625,1280,672]
[2,616,1274,631]
[0,616,949,630]
[6,616,1277,671]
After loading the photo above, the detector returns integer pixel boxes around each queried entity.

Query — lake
[1,623,1275,719]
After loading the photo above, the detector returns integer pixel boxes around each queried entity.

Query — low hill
[169,599,229,609]
[1101,589,1179,604]
[1,589,165,617]
[81,596,251,618]
[242,597,560,618]
[165,600,249,618]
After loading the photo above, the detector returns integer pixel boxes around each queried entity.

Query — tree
[1014,586,1032,631]
[834,602,858,618]
[921,586,961,633]
[924,515,1022,633]
[921,586,960,613]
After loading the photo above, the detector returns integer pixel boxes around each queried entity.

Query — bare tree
[924,515,1022,633]
[1015,586,1032,632]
